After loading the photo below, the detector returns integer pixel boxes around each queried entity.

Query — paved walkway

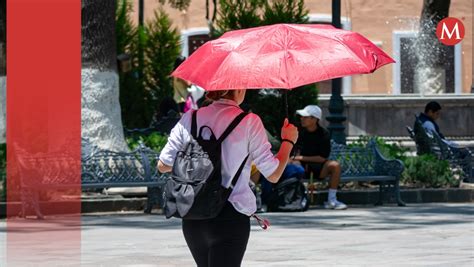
[1,203,473,266]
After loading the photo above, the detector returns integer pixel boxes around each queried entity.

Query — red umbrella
[172,23,394,91]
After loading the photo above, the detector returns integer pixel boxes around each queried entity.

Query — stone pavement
[1,203,473,266]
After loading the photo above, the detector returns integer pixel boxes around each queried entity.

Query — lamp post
[138,0,144,79]
[139,0,144,27]
[326,0,347,144]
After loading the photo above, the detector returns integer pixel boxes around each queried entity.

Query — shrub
[212,0,264,37]
[116,1,181,129]
[158,0,191,11]
[116,0,136,57]
[126,132,168,152]
[145,8,181,105]
[403,154,458,188]
[349,136,458,188]
[262,0,309,25]
[350,135,409,162]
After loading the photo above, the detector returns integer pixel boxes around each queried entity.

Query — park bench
[407,115,473,181]
[16,139,165,219]
[124,110,180,136]
[309,139,406,206]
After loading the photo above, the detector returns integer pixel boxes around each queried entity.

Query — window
[180,28,211,58]
[392,31,462,94]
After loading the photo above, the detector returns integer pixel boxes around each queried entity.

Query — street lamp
[139,0,144,27]
[326,0,347,144]
[138,0,144,79]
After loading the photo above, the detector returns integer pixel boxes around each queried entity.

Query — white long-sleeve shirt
[159,98,279,216]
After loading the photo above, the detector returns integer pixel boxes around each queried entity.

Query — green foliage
[145,9,181,102]
[212,0,309,37]
[262,0,309,25]
[213,0,264,37]
[116,1,181,129]
[350,135,409,161]
[116,0,137,56]
[158,0,192,11]
[350,136,458,188]
[244,84,318,137]
[119,25,151,128]
[126,132,168,152]
[402,154,458,188]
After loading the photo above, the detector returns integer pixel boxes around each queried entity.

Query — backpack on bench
[266,177,309,212]
[163,110,249,220]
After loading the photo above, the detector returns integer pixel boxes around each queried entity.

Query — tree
[212,0,264,37]
[414,0,451,94]
[82,0,129,152]
[116,2,181,128]
[159,0,192,11]
[262,0,309,25]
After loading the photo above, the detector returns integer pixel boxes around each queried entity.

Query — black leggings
[182,202,250,267]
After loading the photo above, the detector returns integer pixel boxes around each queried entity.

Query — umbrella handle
[284,90,289,119]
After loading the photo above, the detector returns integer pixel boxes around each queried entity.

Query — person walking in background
[172,56,191,112]
[158,89,298,267]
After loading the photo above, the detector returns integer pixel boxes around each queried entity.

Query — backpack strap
[217,112,249,144]
[229,154,249,189]
[221,112,249,189]
[191,110,198,139]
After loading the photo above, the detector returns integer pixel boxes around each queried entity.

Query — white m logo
[440,22,461,40]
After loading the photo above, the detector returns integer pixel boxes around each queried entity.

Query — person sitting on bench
[291,105,347,210]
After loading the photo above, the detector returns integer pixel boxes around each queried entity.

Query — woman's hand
[281,118,298,143]
[267,119,299,183]
[158,160,172,173]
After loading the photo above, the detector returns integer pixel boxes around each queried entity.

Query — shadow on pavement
[1,203,472,233]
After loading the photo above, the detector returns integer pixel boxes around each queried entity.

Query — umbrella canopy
[172,23,394,91]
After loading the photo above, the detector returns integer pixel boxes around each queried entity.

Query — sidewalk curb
[313,188,474,205]
[0,188,472,217]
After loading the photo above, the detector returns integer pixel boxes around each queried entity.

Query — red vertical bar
[6,0,81,265]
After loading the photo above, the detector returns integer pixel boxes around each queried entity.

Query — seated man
[417,101,473,180]
[292,105,347,210]
[417,101,456,146]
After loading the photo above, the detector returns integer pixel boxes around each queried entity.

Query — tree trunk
[82,0,129,152]
[414,0,450,94]
[0,0,6,143]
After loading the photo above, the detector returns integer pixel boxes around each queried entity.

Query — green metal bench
[16,139,165,219]
[310,139,406,206]
[408,115,473,181]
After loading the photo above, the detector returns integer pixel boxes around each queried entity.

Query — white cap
[296,105,322,120]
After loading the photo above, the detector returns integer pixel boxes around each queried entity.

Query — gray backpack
[163,110,249,219]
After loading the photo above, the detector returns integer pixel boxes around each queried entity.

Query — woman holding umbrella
[159,23,394,266]
[158,89,298,266]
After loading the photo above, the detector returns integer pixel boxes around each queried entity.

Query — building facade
[132,0,474,138]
